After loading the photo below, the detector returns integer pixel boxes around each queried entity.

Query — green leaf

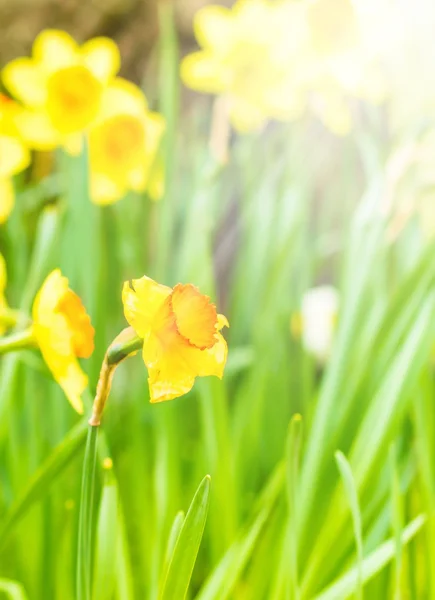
[92,465,119,600]
[314,515,426,600]
[335,451,363,600]
[0,418,88,548]
[160,475,211,600]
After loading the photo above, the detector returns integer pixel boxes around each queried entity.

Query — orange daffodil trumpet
[32,270,95,413]
[89,79,165,205]
[122,275,229,403]
[2,29,120,152]
[0,94,30,223]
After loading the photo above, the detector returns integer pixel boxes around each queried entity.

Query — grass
[1,13,435,600]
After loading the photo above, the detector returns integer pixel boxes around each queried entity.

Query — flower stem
[77,424,98,600]
[0,328,36,355]
[0,308,29,330]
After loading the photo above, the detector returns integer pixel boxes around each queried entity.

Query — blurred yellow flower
[122,275,228,402]
[2,29,120,152]
[181,0,310,132]
[32,269,95,413]
[181,0,385,136]
[0,253,8,335]
[89,79,165,204]
[0,94,30,223]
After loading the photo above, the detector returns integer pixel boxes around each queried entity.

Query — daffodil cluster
[0,29,165,217]
[181,0,385,135]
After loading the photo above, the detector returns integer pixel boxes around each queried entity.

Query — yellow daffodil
[0,94,30,222]
[2,29,120,152]
[181,0,310,132]
[122,275,228,402]
[0,253,8,335]
[89,79,165,204]
[32,269,95,413]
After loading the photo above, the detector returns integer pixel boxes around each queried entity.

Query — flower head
[32,269,95,413]
[2,30,120,151]
[122,275,228,402]
[89,79,165,204]
[0,94,30,223]
[181,0,310,132]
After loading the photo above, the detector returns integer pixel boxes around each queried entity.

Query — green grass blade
[314,515,426,600]
[92,462,119,600]
[77,425,99,600]
[335,450,364,600]
[0,418,87,548]
[160,475,211,600]
[196,464,285,600]
[287,414,303,599]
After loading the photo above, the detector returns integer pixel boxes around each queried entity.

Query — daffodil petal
[33,29,79,73]
[57,362,87,414]
[99,78,147,121]
[180,52,228,94]
[15,110,60,150]
[0,179,14,224]
[194,5,233,50]
[122,276,172,338]
[143,330,227,403]
[217,314,229,330]
[81,37,121,82]
[2,58,47,107]
[32,269,93,414]
[63,134,83,156]
[0,135,30,178]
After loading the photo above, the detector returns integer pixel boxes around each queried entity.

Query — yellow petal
[63,133,83,156]
[180,52,228,95]
[194,5,232,50]
[99,78,147,121]
[56,361,87,414]
[15,110,60,150]
[90,173,125,205]
[32,269,92,413]
[81,37,121,82]
[122,276,172,338]
[2,58,47,107]
[0,179,15,224]
[217,314,229,330]
[0,135,30,178]
[33,29,79,73]
[143,329,227,403]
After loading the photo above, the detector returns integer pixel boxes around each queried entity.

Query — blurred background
[2,1,435,599]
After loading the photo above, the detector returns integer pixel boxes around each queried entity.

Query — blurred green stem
[0,308,29,330]
[0,329,36,355]
[77,424,99,600]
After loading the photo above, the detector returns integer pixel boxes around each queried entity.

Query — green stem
[0,308,29,330]
[106,334,143,366]
[77,424,99,600]
[0,329,36,355]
